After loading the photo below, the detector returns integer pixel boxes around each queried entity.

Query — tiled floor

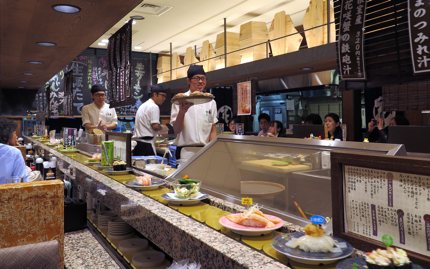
[64,229,120,269]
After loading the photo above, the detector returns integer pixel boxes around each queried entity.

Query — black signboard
[338,0,367,80]
[408,0,430,74]
[108,21,133,108]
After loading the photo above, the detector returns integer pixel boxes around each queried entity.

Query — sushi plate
[104,167,133,175]
[125,178,166,191]
[161,192,208,205]
[336,257,424,269]
[272,232,354,265]
[219,214,284,236]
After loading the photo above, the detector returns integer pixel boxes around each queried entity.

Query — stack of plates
[118,238,149,261]
[132,250,168,269]
[107,218,134,242]
[97,211,116,230]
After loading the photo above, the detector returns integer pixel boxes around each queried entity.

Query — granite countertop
[30,138,290,269]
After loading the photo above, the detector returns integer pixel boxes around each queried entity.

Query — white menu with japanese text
[344,165,430,256]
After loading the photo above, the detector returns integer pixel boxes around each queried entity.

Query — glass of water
[235,123,244,135]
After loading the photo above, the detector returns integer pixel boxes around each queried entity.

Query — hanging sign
[237,81,252,116]
[408,0,430,74]
[338,0,367,80]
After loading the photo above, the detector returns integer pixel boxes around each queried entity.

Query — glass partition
[167,135,405,225]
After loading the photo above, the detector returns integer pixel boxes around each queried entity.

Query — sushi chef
[170,65,218,161]
[81,84,118,132]
[133,85,168,156]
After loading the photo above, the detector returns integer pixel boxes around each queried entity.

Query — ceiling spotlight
[98,42,107,46]
[134,46,142,50]
[24,72,33,76]
[52,4,81,14]
[130,15,144,20]
[101,39,109,43]
[36,41,57,47]
[28,61,43,64]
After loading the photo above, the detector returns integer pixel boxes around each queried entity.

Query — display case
[167,135,405,226]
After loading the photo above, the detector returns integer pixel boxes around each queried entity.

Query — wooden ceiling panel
[0,0,141,90]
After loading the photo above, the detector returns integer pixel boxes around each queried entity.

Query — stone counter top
[29,138,289,269]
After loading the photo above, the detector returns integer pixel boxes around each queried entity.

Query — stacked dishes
[132,250,169,269]
[97,211,116,231]
[118,238,149,261]
[107,218,134,243]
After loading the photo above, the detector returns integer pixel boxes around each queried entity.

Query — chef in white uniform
[170,65,218,161]
[132,85,168,156]
[81,84,118,132]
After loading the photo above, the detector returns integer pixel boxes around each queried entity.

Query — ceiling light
[134,46,142,50]
[36,41,56,47]
[28,61,43,65]
[132,20,136,25]
[98,42,106,46]
[52,4,81,14]
[130,15,144,20]
[101,39,109,43]
[24,72,33,76]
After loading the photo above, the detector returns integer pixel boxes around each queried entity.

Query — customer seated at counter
[303,113,323,125]
[81,84,118,133]
[324,113,342,140]
[226,118,239,133]
[366,113,409,143]
[267,121,286,137]
[257,113,271,136]
[0,118,28,183]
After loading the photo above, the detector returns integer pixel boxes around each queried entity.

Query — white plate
[125,178,166,191]
[272,232,354,265]
[171,95,214,105]
[219,214,284,236]
[161,192,208,205]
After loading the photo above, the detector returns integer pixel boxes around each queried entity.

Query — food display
[172,178,201,199]
[364,247,412,269]
[171,91,214,105]
[135,175,152,186]
[285,222,336,253]
[113,160,127,171]
[225,205,281,228]
[241,159,311,173]
[87,153,102,163]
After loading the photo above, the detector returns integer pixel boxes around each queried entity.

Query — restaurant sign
[408,0,430,74]
[338,0,367,80]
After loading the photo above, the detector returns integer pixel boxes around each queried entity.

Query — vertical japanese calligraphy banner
[237,81,252,116]
[408,0,430,74]
[63,70,73,116]
[338,0,367,80]
[108,20,133,108]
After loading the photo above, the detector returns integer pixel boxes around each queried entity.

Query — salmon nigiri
[226,205,276,228]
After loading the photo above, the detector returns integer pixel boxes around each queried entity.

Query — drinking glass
[235,123,244,135]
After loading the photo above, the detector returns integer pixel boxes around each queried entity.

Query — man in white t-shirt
[132,85,168,156]
[81,84,118,132]
[170,65,218,160]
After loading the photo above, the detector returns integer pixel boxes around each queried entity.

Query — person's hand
[267,132,276,137]
[159,125,168,135]
[179,101,193,113]
[368,119,376,132]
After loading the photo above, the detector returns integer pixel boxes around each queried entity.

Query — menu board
[408,0,430,74]
[237,81,251,116]
[343,165,430,257]
[338,0,367,80]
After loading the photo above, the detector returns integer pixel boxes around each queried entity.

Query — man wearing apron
[132,85,168,156]
[170,65,218,162]
[81,84,118,132]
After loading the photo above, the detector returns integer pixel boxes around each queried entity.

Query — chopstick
[293,200,308,220]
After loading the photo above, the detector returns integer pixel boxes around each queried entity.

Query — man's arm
[172,102,192,135]
[208,123,217,141]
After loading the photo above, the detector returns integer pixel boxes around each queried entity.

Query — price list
[344,165,430,256]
